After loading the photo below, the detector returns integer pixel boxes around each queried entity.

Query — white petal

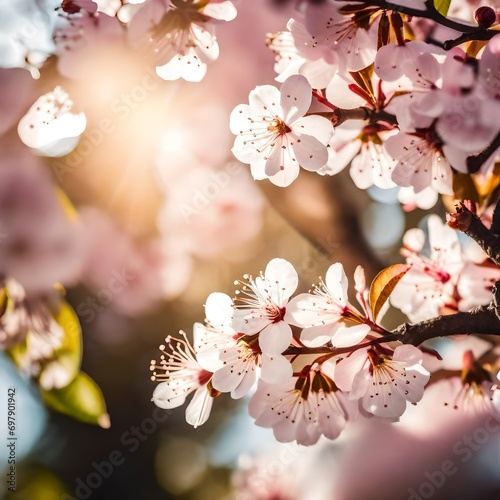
[260,354,293,384]
[325,263,349,307]
[334,348,368,392]
[258,321,292,356]
[331,324,370,348]
[205,292,235,333]
[249,84,282,117]
[185,386,213,428]
[152,381,187,409]
[265,258,298,305]
[280,74,312,124]
[291,133,329,172]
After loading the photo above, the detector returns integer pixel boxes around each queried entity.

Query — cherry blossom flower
[128,0,236,82]
[385,128,454,195]
[266,29,305,83]
[296,0,379,77]
[195,293,293,399]
[443,351,500,419]
[230,74,332,187]
[17,86,86,157]
[249,363,351,445]
[457,261,500,312]
[335,345,430,419]
[230,258,298,356]
[374,40,430,82]
[150,331,218,428]
[390,215,464,322]
[0,279,77,391]
[286,262,371,347]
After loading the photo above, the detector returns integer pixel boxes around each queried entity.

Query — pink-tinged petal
[331,324,370,348]
[291,133,329,172]
[300,324,339,347]
[260,354,293,384]
[402,227,425,252]
[232,367,258,399]
[318,393,348,440]
[264,258,298,305]
[400,365,429,403]
[205,292,234,333]
[249,158,268,181]
[375,41,428,81]
[393,344,423,366]
[326,73,367,109]
[301,56,338,89]
[325,263,349,307]
[264,138,290,177]
[212,364,243,393]
[364,384,407,418]
[294,115,333,145]
[156,51,208,82]
[268,159,300,187]
[231,309,269,335]
[258,321,292,356]
[323,137,361,176]
[442,143,468,174]
[229,103,255,135]
[285,293,343,327]
[152,381,187,409]
[280,74,312,124]
[350,367,371,400]
[202,1,237,22]
[334,348,368,392]
[248,84,282,118]
[185,386,213,428]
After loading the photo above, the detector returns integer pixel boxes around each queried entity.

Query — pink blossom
[335,345,430,419]
[230,258,298,356]
[286,262,371,347]
[249,364,351,445]
[230,74,332,187]
[151,331,217,428]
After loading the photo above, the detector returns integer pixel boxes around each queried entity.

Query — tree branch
[393,305,500,346]
[362,0,478,33]
[447,201,500,267]
[467,131,500,174]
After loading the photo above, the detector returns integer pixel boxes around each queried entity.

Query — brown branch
[467,131,500,174]
[447,202,500,267]
[362,0,478,33]
[443,29,499,50]
[393,305,500,346]
[314,107,397,127]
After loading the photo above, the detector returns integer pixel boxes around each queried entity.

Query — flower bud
[475,6,497,28]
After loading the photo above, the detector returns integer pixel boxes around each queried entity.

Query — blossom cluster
[230,0,500,208]
[150,258,430,444]
[151,255,500,444]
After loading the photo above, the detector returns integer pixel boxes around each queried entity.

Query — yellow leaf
[434,0,452,16]
[369,264,410,322]
[42,372,110,428]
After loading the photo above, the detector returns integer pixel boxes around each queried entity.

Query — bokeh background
[1,0,500,499]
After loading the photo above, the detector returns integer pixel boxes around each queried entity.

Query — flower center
[268,118,291,136]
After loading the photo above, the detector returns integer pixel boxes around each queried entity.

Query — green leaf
[434,0,452,17]
[369,264,410,322]
[43,371,110,428]
[39,301,83,390]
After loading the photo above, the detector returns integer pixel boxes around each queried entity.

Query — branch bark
[447,202,500,267]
